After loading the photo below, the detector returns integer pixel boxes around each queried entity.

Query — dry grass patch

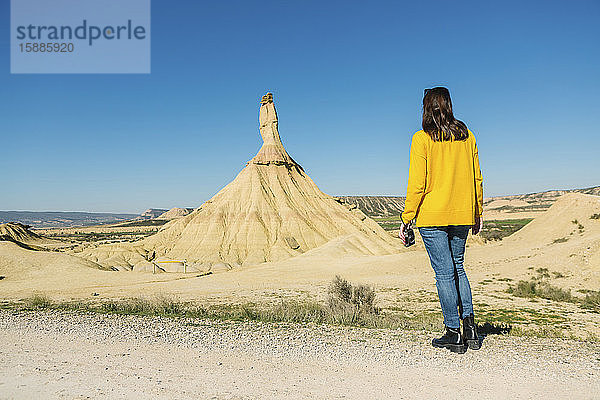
[506,268,600,312]
[582,292,600,312]
[23,294,53,309]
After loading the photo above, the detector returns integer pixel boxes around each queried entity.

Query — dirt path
[0,309,598,399]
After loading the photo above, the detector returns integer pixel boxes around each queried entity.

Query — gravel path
[0,309,599,399]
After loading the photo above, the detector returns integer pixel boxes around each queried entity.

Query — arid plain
[1,94,599,399]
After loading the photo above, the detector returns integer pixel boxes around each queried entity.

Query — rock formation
[84,93,401,271]
[0,222,58,250]
[157,208,194,220]
[138,209,168,220]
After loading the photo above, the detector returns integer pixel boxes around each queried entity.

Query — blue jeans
[418,225,474,329]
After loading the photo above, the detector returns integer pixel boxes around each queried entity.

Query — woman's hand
[399,220,408,243]
[472,216,482,235]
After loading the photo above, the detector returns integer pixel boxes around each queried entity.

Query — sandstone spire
[249,92,299,167]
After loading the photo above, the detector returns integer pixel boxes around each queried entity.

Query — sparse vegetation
[6,292,597,339]
[507,268,573,302]
[571,219,585,232]
[479,219,533,242]
[9,290,441,331]
[506,269,600,312]
[372,216,405,231]
[327,275,377,318]
[507,280,574,302]
[492,204,548,212]
[113,219,169,228]
[552,237,569,244]
[590,213,600,220]
[100,296,184,316]
[582,292,600,311]
[23,294,53,309]
[59,231,154,241]
[535,267,550,279]
[9,274,598,340]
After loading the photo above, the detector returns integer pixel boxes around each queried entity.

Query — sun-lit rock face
[0,222,42,244]
[86,93,401,271]
[157,208,193,220]
[141,92,400,270]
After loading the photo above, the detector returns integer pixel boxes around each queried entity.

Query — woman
[399,87,483,353]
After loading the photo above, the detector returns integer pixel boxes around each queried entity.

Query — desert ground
[2,309,599,399]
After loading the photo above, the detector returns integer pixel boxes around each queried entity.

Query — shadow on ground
[473,322,512,350]
[479,322,512,336]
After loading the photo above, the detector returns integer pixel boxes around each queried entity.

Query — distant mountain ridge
[339,185,599,217]
[335,196,405,217]
[0,211,138,229]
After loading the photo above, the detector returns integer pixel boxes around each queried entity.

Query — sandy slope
[0,242,108,277]
[0,222,65,250]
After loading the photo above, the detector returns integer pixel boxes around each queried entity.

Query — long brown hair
[422,87,469,141]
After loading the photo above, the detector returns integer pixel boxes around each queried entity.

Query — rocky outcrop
[157,208,194,220]
[0,222,51,250]
[138,209,168,220]
[86,93,401,272]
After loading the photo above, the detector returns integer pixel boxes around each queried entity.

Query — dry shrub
[100,296,182,316]
[326,275,378,325]
[583,292,600,311]
[23,294,52,309]
[508,280,574,302]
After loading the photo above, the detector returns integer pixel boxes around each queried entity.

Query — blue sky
[1,0,599,213]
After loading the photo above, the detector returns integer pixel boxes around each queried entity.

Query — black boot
[432,327,466,353]
[462,314,481,350]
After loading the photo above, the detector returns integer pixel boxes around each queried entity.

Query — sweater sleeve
[401,133,427,224]
[473,135,484,217]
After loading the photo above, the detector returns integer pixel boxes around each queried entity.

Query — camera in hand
[404,225,415,247]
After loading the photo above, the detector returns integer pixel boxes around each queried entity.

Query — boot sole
[432,340,467,354]
[466,339,481,350]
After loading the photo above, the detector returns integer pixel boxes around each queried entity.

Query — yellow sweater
[401,129,483,227]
